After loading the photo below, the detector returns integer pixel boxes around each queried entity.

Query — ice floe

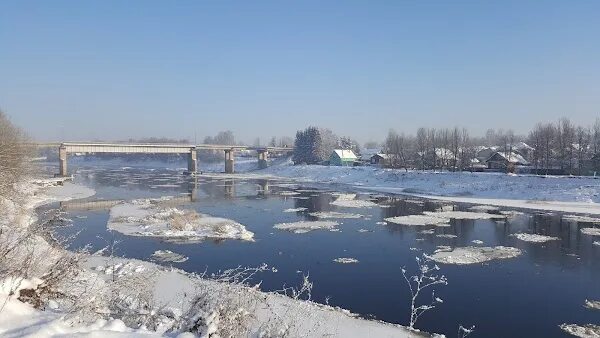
[584,299,600,311]
[331,199,378,208]
[283,207,308,213]
[384,215,449,226]
[279,191,301,196]
[108,199,254,242]
[430,246,522,265]
[309,211,363,219]
[511,233,560,243]
[563,215,600,223]
[436,234,458,239]
[151,250,189,263]
[559,323,600,337]
[471,240,484,245]
[580,228,600,236]
[333,257,359,264]
[594,241,600,247]
[273,220,339,234]
[423,211,506,220]
[469,205,499,212]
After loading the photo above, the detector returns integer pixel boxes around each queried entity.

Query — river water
[45,159,600,337]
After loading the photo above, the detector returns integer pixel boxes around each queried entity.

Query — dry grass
[170,210,201,231]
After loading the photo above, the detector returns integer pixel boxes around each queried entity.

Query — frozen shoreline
[0,177,430,338]
[255,163,600,215]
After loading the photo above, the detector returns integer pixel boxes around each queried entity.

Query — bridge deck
[33,142,293,153]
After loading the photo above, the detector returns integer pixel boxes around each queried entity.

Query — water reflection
[47,164,600,338]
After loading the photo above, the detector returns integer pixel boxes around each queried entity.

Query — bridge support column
[257,150,269,169]
[187,149,197,174]
[224,149,235,173]
[258,179,269,195]
[58,146,68,176]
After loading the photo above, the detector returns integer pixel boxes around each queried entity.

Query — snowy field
[260,162,600,215]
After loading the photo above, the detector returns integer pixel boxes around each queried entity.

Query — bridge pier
[186,149,197,174]
[257,150,269,169]
[224,149,235,173]
[58,146,68,176]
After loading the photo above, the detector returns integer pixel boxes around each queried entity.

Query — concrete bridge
[36,142,292,176]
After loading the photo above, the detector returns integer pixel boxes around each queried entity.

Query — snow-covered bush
[401,254,448,330]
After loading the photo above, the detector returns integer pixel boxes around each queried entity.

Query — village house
[370,153,390,166]
[329,149,358,166]
[486,151,529,171]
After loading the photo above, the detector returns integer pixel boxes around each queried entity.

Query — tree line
[380,117,600,174]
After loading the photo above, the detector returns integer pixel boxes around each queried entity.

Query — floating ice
[385,215,450,226]
[283,207,308,213]
[419,229,435,235]
[423,211,506,220]
[434,245,452,253]
[511,233,560,243]
[309,211,363,219]
[273,220,339,234]
[108,200,254,242]
[581,228,600,236]
[430,246,522,265]
[472,240,484,245]
[331,199,378,208]
[563,215,600,223]
[559,323,600,337]
[151,250,188,263]
[585,299,600,311]
[469,205,499,212]
[333,257,359,264]
[594,241,600,247]
[436,234,458,239]
[279,191,301,196]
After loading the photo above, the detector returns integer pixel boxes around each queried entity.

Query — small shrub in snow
[401,254,448,330]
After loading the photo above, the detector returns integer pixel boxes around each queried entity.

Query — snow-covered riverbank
[258,162,600,215]
[0,177,430,337]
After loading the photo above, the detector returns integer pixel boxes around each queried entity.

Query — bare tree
[575,126,591,175]
[401,254,448,330]
[0,110,30,198]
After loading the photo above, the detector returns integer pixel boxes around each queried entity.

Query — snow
[511,233,560,243]
[283,207,307,213]
[309,211,363,219]
[107,200,254,242]
[422,210,506,220]
[330,194,378,208]
[260,164,600,214]
[333,258,359,264]
[0,178,427,338]
[429,246,522,265]
[436,234,458,239]
[559,323,600,337]
[331,199,378,208]
[468,205,499,212]
[273,220,339,233]
[585,300,600,311]
[580,228,600,236]
[563,215,600,223]
[151,250,189,263]
[385,215,450,226]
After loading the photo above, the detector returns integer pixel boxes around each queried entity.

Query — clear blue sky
[1,1,599,143]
